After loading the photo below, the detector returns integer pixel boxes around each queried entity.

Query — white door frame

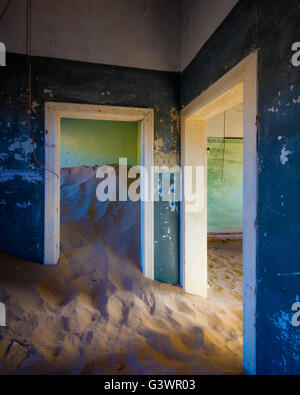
[181,51,257,375]
[44,103,155,280]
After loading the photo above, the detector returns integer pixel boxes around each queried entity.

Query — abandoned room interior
[0,0,300,376]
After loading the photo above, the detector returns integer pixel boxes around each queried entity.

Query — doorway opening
[206,101,244,302]
[181,52,257,374]
[60,118,142,275]
[44,104,154,280]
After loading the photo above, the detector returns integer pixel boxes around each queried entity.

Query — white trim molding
[181,52,258,375]
[44,103,154,281]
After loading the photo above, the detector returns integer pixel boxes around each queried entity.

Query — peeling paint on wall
[0,171,43,184]
[16,201,32,209]
[154,106,180,168]
[155,138,180,167]
[280,145,292,165]
[292,96,300,104]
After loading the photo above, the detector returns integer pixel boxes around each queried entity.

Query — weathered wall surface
[181,0,300,375]
[0,0,180,72]
[0,53,181,283]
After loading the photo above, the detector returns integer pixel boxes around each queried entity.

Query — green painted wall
[207,138,243,232]
[61,118,139,168]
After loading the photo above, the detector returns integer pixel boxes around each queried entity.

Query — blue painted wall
[0,54,180,284]
[182,0,300,375]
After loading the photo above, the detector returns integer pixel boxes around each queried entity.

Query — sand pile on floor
[0,166,243,375]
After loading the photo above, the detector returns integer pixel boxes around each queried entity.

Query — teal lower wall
[207,138,243,232]
[61,118,139,168]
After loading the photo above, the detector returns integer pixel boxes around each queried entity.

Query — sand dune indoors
[0,167,242,375]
